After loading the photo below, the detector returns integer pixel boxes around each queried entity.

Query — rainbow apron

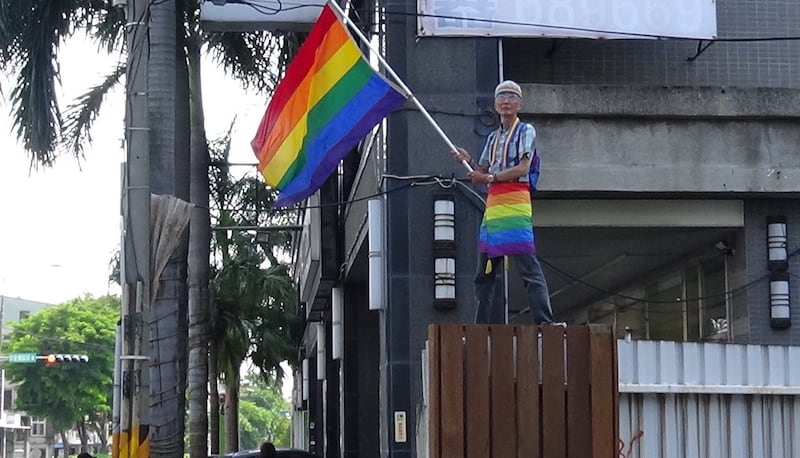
[478,181,536,258]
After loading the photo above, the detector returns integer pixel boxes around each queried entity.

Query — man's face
[494,93,522,116]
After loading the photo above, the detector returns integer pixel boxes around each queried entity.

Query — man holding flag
[251,3,559,325]
[453,80,562,326]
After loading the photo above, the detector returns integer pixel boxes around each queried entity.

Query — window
[646,273,684,341]
[701,259,728,340]
[589,255,729,342]
[31,418,46,437]
[18,310,30,320]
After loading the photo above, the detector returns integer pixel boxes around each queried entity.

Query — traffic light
[44,354,90,365]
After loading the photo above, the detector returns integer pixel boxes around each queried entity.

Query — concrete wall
[521,84,800,194]
[741,199,800,344]
[381,1,500,453]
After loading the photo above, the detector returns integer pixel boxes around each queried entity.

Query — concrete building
[287,0,800,456]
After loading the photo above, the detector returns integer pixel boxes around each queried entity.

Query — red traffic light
[42,354,89,364]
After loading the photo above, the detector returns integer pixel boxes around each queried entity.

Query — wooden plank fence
[427,324,618,458]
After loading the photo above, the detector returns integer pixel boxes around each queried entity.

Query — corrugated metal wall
[618,340,800,458]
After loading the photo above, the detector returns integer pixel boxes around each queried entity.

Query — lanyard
[489,117,520,170]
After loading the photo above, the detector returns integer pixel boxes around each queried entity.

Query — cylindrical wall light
[368,199,385,310]
[434,196,455,243]
[767,216,788,271]
[302,358,309,401]
[434,194,456,309]
[293,377,302,410]
[332,287,343,360]
[769,271,791,329]
[316,322,326,380]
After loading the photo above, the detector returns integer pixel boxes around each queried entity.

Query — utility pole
[115,0,151,456]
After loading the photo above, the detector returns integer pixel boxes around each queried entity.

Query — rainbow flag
[478,182,536,257]
[251,5,405,207]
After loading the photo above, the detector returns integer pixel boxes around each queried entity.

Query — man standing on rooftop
[453,80,562,326]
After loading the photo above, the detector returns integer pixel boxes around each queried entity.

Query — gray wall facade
[741,200,800,345]
[507,0,800,88]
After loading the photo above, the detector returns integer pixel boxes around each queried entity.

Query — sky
[0,35,265,305]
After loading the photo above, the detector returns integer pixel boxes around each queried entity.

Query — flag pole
[326,0,474,172]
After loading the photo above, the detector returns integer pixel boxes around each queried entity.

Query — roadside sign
[8,352,38,363]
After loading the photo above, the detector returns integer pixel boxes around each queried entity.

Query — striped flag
[251,5,406,207]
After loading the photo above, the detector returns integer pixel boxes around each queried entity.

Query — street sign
[8,352,37,363]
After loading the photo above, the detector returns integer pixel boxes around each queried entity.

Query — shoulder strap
[516,123,541,191]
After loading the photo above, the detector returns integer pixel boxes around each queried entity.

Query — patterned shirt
[477,121,536,182]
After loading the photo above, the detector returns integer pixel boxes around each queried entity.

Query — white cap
[494,80,522,98]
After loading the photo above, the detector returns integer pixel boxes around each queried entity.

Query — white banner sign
[418,0,717,39]
[201,0,325,32]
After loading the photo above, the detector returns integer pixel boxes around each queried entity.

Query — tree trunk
[224,372,241,453]
[147,1,187,456]
[89,421,109,452]
[209,331,221,454]
[60,431,69,456]
[187,23,212,458]
[78,421,88,451]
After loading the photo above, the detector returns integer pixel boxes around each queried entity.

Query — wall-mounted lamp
[769,271,791,329]
[316,322,326,381]
[293,378,303,411]
[434,194,456,310]
[332,287,343,360]
[368,199,385,310]
[767,216,788,271]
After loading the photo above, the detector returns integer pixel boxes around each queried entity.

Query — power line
[222,1,800,44]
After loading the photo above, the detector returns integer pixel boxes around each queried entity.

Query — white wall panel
[619,340,800,457]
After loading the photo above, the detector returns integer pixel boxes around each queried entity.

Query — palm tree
[208,132,301,452]
[1,2,294,457]
[186,11,212,458]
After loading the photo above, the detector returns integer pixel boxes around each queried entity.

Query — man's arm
[494,156,530,182]
[452,147,493,184]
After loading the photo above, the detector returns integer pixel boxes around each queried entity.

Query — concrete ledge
[534,200,743,228]
[522,84,800,119]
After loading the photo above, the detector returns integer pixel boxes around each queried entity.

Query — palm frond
[204,31,284,93]
[217,313,252,380]
[7,0,75,167]
[2,0,123,167]
[87,4,126,54]
[0,0,26,61]
[62,63,126,157]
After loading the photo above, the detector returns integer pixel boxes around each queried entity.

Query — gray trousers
[474,252,556,324]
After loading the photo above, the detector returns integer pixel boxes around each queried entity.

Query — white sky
[0,35,265,304]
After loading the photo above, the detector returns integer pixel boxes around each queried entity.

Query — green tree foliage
[238,377,291,449]
[209,129,302,381]
[4,295,117,431]
[0,0,288,167]
[207,128,302,451]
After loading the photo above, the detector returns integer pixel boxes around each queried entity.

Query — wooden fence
[427,324,618,458]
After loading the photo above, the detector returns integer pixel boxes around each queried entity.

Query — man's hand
[452,147,473,165]
[467,171,492,184]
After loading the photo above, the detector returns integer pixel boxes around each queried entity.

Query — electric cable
[216,0,800,44]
